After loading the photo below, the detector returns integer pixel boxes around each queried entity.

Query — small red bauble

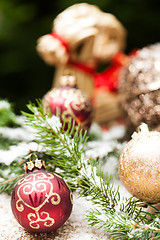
[11,157,73,233]
[42,74,94,132]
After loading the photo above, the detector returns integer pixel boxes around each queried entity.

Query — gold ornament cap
[131,122,150,139]
[24,153,46,173]
[60,70,77,87]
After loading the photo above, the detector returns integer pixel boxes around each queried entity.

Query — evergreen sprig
[0,99,20,127]
[1,100,160,239]
[22,100,88,190]
[22,101,160,239]
[0,135,19,150]
[0,161,25,194]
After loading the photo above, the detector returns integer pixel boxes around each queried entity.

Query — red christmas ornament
[11,155,73,233]
[42,74,94,132]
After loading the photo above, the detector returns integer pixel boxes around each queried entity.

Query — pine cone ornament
[119,43,160,130]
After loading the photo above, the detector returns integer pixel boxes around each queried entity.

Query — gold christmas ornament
[119,43,160,130]
[119,123,160,203]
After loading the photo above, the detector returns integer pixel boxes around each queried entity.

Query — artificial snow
[0,141,44,165]
[45,116,62,132]
[0,100,11,110]
[0,121,130,239]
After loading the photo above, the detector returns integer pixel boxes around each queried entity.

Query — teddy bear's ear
[36,34,69,66]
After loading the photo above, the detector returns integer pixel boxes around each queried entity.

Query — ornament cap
[24,154,46,172]
[60,71,77,87]
[137,122,149,133]
[132,123,149,139]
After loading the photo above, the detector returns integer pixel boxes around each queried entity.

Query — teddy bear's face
[92,26,125,62]
[69,27,125,65]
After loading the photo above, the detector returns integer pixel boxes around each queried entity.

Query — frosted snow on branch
[79,163,102,189]
[0,126,36,142]
[0,100,11,110]
[0,141,44,165]
[86,123,126,160]
[45,115,62,132]
[59,133,76,157]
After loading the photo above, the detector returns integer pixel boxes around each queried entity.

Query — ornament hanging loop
[137,123,149,134]
[29,153,39,162]
[132,123,150,139]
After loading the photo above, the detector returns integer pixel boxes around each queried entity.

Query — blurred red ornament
[43,74,94,132]
[11,156,73,233]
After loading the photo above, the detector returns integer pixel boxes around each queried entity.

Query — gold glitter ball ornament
[119,43,160,130]
[119,123,160,203]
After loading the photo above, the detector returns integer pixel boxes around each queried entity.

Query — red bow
[49,32,137,92]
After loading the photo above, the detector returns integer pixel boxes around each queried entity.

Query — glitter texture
[119,43,160,130]
[119,127,160,203]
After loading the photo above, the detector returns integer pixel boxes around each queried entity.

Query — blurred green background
[0,0,160,113]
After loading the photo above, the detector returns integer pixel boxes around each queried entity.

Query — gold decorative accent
[16,172,61,229]
[51,193,61,205]
[28,213,40,229]
[16,199,24,212]
[24,154,46,172]
[70,192,73,205]
[65,181,70,190]
[62,88,93,130]
[17,175,33,185]
[45,172,55,179]
[23,183,34,195]
[29,153,39,161]
[26,161,35,171]
[53,173,62,179]
[28,211,55,229]
[35,159,45,169]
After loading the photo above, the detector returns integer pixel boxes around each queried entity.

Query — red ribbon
[49,32,69,53]
[49,32,136,92]
[69,61,95,75]
[94,51,130,91]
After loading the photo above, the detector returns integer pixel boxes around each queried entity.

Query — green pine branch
[22,101,160,239]
[86,208,160,240]
[0,99,20,127]
[22,100,88,190]
[1,100,160,239]
[0,134,19,150]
